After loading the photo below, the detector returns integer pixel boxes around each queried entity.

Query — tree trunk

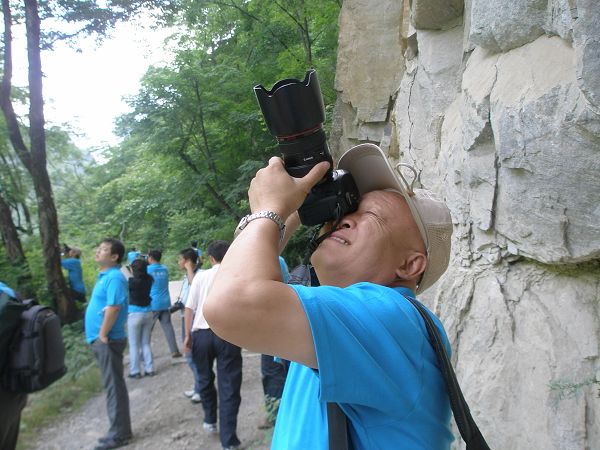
[24,0,77,322]
[0,192,34,297]
[0,193,25,263]
[0,0,77,322]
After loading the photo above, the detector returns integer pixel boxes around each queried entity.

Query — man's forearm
[184,307,193,338]
[99,306,120,340]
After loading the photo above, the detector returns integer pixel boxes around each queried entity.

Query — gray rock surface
[332,0,600,448]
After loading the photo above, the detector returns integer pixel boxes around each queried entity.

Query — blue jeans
[181,315,202,394]
[127,311,154,375]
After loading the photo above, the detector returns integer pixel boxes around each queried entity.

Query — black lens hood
[254,69,325,138]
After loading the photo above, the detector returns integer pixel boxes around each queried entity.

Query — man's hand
[183,335,192,353]
[99,334,109,344]
[249,157,330,220]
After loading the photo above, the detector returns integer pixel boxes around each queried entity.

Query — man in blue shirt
[61,246,86,302]
[147,250,181,358]
[85,238,132,450]
[204,144,455,449]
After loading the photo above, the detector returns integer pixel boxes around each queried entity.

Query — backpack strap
[403,296,491,450]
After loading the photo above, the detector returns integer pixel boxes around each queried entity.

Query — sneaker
[145,371,155,377]
[127,373,141,379]
[191,392,201,403]
[203,422,217,434]
[94,437,129,450]
[184,389,195,398]
[171,351,183,358]
[223,445,240,450]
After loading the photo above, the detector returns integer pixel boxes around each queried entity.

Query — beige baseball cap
[338,143,453,293]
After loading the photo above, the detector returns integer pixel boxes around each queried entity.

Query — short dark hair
[148,249,162,262]
[101,238,125,264]
[179,248,198,264]
[207,240,230,263]
[130,258,149,277]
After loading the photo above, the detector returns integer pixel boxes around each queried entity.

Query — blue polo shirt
[84,266,129,343]
[278,256,289,283]
[147,263,171,311]
[61,258,86,295]
[271,283,454,450]
[0,281,17,298]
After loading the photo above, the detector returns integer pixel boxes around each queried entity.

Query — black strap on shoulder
[404,296,491,450]
[327,402,349,450]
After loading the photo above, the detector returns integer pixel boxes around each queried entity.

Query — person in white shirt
[183,240,241,450]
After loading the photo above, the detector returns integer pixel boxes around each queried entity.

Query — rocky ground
[27,281,273,450]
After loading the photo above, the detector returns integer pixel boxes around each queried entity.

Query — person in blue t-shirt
[147,250,182,358]
[61,246,86,302]
[85,238,132,450]
[204,144,455,450]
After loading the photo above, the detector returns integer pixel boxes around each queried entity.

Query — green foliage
[52,0,342,266]
[61,320,97,379]
[17,319,101,450]
[18,367,102,450]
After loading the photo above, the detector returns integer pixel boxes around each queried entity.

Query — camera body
[254,70,360,226]
[61,244,71,256]
[169,300,185,314]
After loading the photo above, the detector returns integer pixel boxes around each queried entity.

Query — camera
[61,244,71,256]
[254,70,360,226]
[169,300,185,314]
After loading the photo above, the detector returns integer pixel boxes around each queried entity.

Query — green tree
[0,0,167,321]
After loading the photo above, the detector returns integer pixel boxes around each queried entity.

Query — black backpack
[0,293,67,393]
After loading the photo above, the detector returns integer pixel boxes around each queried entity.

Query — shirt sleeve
[291,283,431,416]
[105,273,128,307]
[185,270,202,311]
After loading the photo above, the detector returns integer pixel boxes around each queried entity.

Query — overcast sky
[12,17,174,150]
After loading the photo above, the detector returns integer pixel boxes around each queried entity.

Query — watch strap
[237,210,286,241]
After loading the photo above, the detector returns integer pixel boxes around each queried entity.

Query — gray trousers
[153,310,179,354]
[92,339,132,440]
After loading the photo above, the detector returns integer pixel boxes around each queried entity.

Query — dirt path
[29,281,273,450]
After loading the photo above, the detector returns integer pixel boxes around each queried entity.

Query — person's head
[311,144,453,294]
[178,247,198,269]
[130,258,149,278]
[207,240,230,265]
[127,249,140,265]
[95,238,125,269]
[68,247,82,259]
[148,250,162,263]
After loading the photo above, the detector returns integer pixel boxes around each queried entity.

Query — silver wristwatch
[236,210,286,241]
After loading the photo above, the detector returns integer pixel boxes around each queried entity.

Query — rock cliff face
[331,0,600,448]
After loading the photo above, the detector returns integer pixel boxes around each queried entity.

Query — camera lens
[254,70,333,178]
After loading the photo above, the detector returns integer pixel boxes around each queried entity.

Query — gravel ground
[27,281,273,450]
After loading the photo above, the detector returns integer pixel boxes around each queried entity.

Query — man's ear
[394,252,427,282]
[110,253,120,264]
